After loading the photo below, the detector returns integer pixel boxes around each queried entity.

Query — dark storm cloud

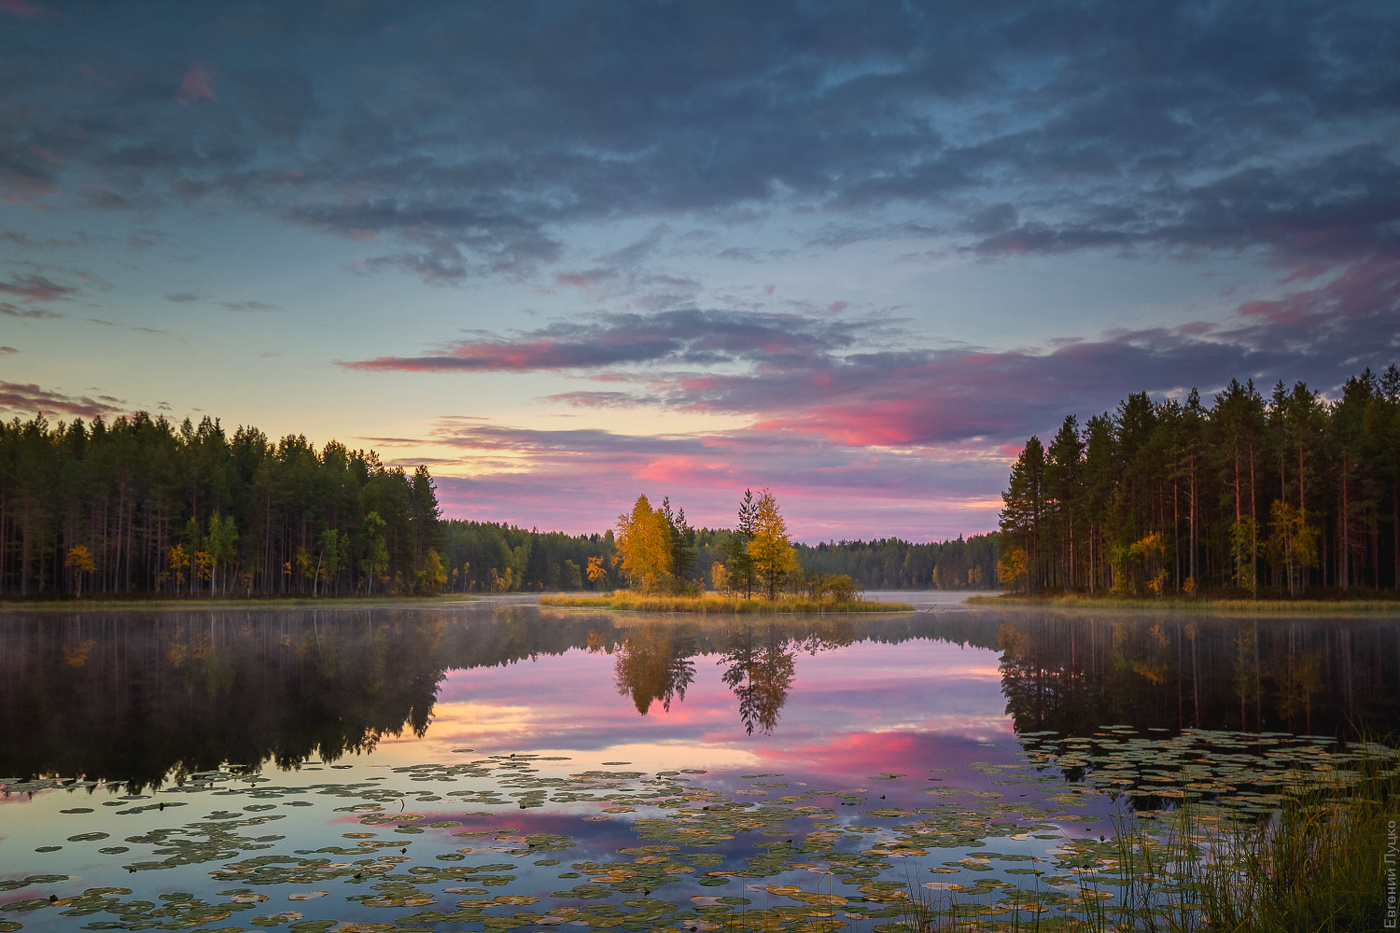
[4,1,1396,284]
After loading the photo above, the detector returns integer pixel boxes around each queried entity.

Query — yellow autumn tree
[997,544,1027,592]
[586,555,608,589]
[616,494,674,592]
[748,489,799,599]
[1266,500,1318,596]
[65,544,97,598]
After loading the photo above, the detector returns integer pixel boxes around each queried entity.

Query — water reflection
[604,617,859,733]
[1,603,1396,791]
[609,622,696,714]
[995,612,1400,738]
[716,624,852,735]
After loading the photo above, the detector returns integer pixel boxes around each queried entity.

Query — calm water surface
[1,594,1396,931]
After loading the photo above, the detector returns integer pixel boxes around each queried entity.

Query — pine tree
[727,489,758,597]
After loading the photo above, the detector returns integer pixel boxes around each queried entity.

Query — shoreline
[968,593,1400,613]
[541,592,915,613]
[0,594,480,612]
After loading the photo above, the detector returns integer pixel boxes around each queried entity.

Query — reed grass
[541,591,915,613]
[706,742,1399,932]
[1019,743,1397,932]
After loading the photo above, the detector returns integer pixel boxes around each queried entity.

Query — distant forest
[999,367,1400,595]
[0,412,995,598]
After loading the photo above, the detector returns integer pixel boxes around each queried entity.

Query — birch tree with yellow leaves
[615,494,674,592]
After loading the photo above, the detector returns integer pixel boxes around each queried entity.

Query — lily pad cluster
[2,730,1394,932]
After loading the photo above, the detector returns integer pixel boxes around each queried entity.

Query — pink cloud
[424,419,1007,540]
[634,455,717,484]
[1237,254,1400,327]
[0,381,126,419]
[352,257,1396,538]
[177,66,214,106]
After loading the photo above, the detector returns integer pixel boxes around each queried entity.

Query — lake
[1,594,1397,931]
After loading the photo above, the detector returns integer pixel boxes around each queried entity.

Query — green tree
[358,510,390,594]
[726,489,758,598]
[1044,415,1084,589]
[1212,379,1266,596]
[409,464,442,567]
[999,436,1045,591]
[660,496,697,587]
[206,511,239,596]
[317,528,343,596]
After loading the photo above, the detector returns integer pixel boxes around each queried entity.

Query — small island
[542,489,913,613]
[542,591,913,613]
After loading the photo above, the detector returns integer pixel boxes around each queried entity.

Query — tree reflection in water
[718,624,796,735]
[611,622,697,714]
[4,605,1395,793]
[996,613,1400,738]
[716,624,854,735]
[607,619,854,734]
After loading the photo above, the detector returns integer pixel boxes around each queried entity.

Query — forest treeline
[795,535,998,591]
[998,367,1400,596]
[445,506,1000,595]
[0,411,997,599]
[0,412,446,598]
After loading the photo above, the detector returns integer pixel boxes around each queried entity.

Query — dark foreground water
[1,594,1397,931]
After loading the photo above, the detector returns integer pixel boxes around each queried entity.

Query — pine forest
[998,367,1400,595]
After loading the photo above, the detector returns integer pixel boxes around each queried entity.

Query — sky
[2,1,1398,541]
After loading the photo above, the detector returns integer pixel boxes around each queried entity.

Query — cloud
[0,346,17,354]
[1,301,63,319]
[350,268,1396,455]
[5,2,1394,288]
[177,66,214,106]
[340,308,872,372]
[0,272,77,303]
[420,417,1007,540]
[661,296,1395,446]
[164,291,280,312]
[215,298,278,312]
[0,381,125,419]
[963,146,1400,269]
